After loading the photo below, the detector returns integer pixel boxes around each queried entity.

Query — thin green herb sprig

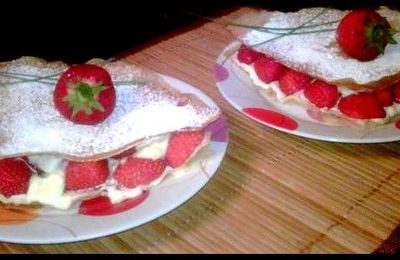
[187,8,336,64]
[113,80,150,86]
[0,71,60,80]
[247,8,331,48]
[188,11,338,36]
[187,9,337,37]
[225,20,338,32]
[0,71,150,87]
[0,71,60,86]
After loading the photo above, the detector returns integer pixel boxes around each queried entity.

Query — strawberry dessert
[228,7,400,126]
[0,57,220,209]
[0,130,210,209]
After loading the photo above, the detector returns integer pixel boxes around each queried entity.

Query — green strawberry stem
[364,22,398,52]
[64,82,107,117]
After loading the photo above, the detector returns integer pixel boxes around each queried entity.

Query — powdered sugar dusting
[0,58,219,159]
[241,7,400,85]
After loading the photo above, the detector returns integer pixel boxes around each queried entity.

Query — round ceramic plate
[215,42,400,143]
[0,75,229,244]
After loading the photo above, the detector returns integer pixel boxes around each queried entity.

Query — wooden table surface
[1,7,400,253]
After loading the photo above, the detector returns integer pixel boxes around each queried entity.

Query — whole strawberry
[54,64,116,125]
[65,160,109,191]
[0,157,33,197]
[336,9,397,61]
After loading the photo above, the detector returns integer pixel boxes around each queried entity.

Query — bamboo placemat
[1,7,400,253]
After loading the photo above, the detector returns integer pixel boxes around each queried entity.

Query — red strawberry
[279,69,313,96]
[338,92,386,119]
[237,45,263,64]
[111,147,137,160]
[78,192,149,216]
[304,80,339,108]
[0,157,32,197]
[65,160,109,191]
[254,56,287,83]
[166,130,206,168]
[336,9,397,61]
[53,64,116,125]
[374,87,394,107]
[394,83,400,103]
[114,158,166,189]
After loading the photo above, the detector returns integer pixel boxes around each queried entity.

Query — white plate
[215,42,400,143]
[0,75,229,244]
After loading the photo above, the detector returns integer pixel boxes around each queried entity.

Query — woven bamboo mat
[1,7,400,253]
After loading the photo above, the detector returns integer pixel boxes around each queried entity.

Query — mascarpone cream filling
[234,57,400,124]
[0,133,211,209]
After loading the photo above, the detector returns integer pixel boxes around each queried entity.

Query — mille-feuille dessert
[0,57,220,210]
[227,6,400,126]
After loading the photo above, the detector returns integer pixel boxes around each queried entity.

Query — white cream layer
[0,133,211,210]
[235,57,400,125]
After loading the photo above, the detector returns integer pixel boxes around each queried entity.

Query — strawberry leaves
[63,82,107,117]
[364,19,398,53]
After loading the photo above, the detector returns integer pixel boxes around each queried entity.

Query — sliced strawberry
[111,147,137,160]
[166,130,206,168]
[338,92,386,119]
[237,45,263,64]
[65,160,109,191]
[278,69,313,96]
[78,192,149,216]
[114,158,166,189]
[393,83,400,103]
[304,80,339,109]
[254,56,287,83]
[0,157,32,197]
[374,87,394,107]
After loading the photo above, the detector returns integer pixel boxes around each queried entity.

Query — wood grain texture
[1,7,400,253]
